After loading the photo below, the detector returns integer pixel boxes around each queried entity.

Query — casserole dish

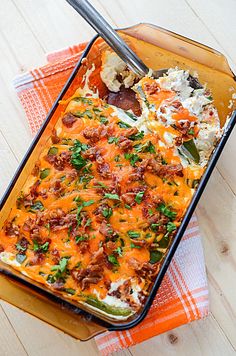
[0,23,236,338]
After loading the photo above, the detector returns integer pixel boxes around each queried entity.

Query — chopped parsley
[124,153,140,166]
[108,137,119,144]
[104,193,120,201]
[29,201,44,213]
[70,139,89,171]
[157,203,177,220]
[130,242,141,249]
[108,254,119,266]
[102,207,113,219]
[135,191,144,204]
[115,246,123,256]
[124,111,138,121]
[149,250,163,264]
[75,235,88,243]
[129,131,144,141]
[125,204,131,210]
[167,222,177,233]
[33,241,49,253]
[134,141,155,153]
[117,121,131,128]
[127,231,140,239]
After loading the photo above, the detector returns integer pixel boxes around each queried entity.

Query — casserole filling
[0,51,221,319]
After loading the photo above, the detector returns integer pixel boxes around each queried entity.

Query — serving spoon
[66,0,167,78]
[66,0,200,163]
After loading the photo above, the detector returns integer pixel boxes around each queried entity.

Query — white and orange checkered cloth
[13,42,209,356]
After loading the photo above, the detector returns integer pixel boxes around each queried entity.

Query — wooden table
[0,0,236,355]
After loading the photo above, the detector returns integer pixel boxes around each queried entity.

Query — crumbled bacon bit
[94,203,110,222]
[51,248,60,264]
[45,151,71,171]
[118,136,133,151]
[51,128,60,144]
[62,113,77,128]
[0,245,4,253]
[29,252,45,266]
[107,87,141,116]
[4,221,20,237]
[97,161,111,179]
[144,81,160,95]
[32,163,40,176]
[146,159,183,178]
[16,237,29,251]
[71,247,106,290]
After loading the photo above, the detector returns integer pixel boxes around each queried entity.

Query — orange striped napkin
[13,42,209,355]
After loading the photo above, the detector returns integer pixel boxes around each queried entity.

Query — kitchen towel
[13,41,209,356]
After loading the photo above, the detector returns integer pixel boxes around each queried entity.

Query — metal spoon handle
[66,0,148,76]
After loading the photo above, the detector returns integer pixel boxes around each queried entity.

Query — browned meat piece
[71,248,106,290]
[130,239,147,247]
[128,258,159,279]
[83,125,109,143]
[94,203,111,222]
[146,159,183,178]
[99,221,114,238]
[122,127,138,138]
[49,179,64,197]
[16,237,29,251]
[97,162,111,179]
[51,128,60,143]
[29,252,45,266]
[31,162,40,176]
[0,245,4,253]
[51,248,60,264]
[4,221,20,237]
[118,136,133,151]
[144,81,160,95]
[107,87,141,116]
[45,151,71,171]
[62,113,77,128]
[121,192,136,206]
[82,146,101,160]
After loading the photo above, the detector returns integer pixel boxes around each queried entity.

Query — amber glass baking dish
[0,23,236,339]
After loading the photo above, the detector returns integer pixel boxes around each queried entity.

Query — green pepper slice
[85,296,132,317]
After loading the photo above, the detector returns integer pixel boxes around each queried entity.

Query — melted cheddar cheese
[0,65,221,319]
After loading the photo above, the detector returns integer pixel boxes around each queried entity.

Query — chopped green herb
[129,131,144,141]
[102,207,113,219]
[108,254,119,266]
[114,155,120,162]
[124,111,138,121]
[157,203,177,220]
[64,288,76,295]
[104,193,120,200]
[93,181,109,189]
[135,191,144,204]
[130,242,141,249]
[108,136,119,144]
[125,204,131,210]
[40,168,50,179]
[148,209,154,216]
[134,141,156,153]
[150,223,160,231]
[72,97,93,105]
[84,218,92,228]
[117,121,131,128]
[124,153,140,166]
[115,246,123,256]
[15,243,27,252]
[167,222,177,233]
[149,250,163,264]
[70,140,89,171]
[188,129,195,135]
[100,116,109,124]
[33,241,49,253]
[75,235,88,243]
[29,201,44,213]
[127,231,140,239]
